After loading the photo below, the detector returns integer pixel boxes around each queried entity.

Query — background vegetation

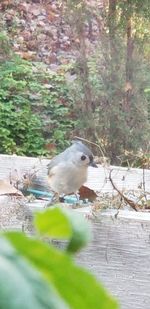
[0,0,149,165]
[0,33,74,155]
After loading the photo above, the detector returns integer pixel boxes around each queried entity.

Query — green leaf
[64,209,91,253]
[5,232,118,309]
[34,207,72,239]
[34,207,91,253]
[0,236,68,309]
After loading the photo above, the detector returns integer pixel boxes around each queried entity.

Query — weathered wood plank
[77,210,150,309]
[0,154,150,194]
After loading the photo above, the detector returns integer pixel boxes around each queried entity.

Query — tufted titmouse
[47,141,97,196]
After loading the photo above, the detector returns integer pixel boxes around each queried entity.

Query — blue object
[25,188,89,205]
[26,188,53,198]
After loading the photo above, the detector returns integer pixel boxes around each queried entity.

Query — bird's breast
[48,163,88,195]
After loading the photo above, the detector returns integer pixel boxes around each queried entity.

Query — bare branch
[109,170,139,212]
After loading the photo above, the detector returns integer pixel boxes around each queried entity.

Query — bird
[47,140,97,197]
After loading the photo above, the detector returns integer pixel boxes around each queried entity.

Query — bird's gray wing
[47,147,73,174]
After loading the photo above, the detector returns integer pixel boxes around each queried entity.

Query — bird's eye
[81,155,86,161]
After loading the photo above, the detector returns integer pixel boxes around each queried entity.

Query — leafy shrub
[0,33,74,156]
[0,207,118,309]
[33,63,74,151]
[0,58,45,155]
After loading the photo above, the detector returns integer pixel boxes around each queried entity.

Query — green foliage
[37,66,74,151]
[0,207,118,309]
[0,31,12,58]
[0,33,74,156]
[0,99,44,155]
[0,54,45,155]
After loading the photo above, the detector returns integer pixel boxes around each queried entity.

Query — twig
[109,170,139,212]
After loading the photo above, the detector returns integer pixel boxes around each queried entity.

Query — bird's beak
[89,161,98,168]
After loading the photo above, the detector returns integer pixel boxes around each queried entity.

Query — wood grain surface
[77,210,150,309]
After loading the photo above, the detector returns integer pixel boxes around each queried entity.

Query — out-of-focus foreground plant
[0,207,118,309]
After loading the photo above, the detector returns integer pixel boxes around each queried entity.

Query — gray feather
[47,141,93,174]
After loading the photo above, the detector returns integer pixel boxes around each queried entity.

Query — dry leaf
[45,143,57,153]
[79,185,97,202]
[16,51,36,60]
[0,180,23,196]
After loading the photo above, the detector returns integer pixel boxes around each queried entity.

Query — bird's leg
[74,192,81,206]
[52,192,60,203]
[45,192,60,208]
[75,192,80,202]
[59,193,65,203]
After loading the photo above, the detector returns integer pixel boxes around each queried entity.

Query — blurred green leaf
[64,208,91,253]
[0,236,68,309]
[34,207,72,239]
[34,207,91,253]
[5,232,118,309]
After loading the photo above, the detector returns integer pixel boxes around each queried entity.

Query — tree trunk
[108,0,117,82]
[108,0,120,164]
[76,3,92,114]
[125,16,134,111]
